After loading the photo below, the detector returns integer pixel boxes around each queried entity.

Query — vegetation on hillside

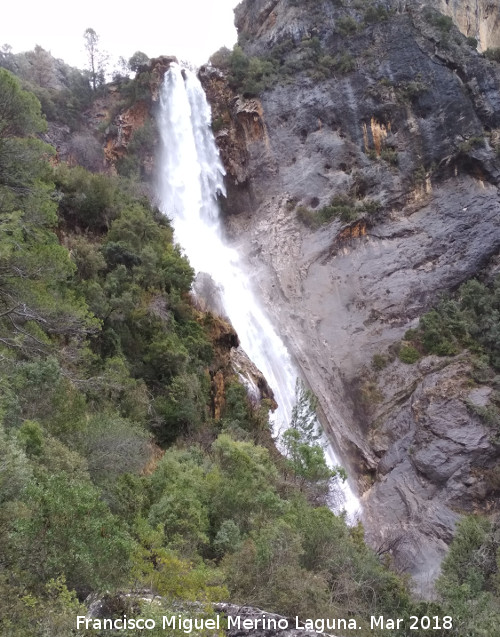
[296,194,381,228]
[0,63,407,637]
[395,275,500,446]
[0,44,92,129]
[402,277,500,369]
[1,46,499,637]
[209,37,357,97]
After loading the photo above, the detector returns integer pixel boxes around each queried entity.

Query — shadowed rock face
[204,0,500,595]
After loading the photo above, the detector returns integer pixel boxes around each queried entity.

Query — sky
[2,0,240,70]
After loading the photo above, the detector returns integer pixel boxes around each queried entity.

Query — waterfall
[156,64,360,520]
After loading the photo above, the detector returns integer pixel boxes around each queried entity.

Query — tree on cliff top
[128,51,150,73]
[83,28,107,91]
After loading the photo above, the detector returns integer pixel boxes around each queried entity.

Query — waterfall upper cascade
[156,64,360,519]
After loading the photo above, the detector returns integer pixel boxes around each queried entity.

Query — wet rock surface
[207,0,500,594]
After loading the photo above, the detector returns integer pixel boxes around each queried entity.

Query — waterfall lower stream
[157,64,360,519]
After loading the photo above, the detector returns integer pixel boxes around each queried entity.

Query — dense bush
[219,34,358,96]
[336,16,359,36]
[380,147,399,165]
[0,69,226,632]
[397,344,421,364]
[404,277,500,370]
[297,194,380,228]
[423,8,454,33]
[364,5,389,23]
[395,77,429,103]
[436,516,500,635]
[226,45,278,96]
[484,47,500,62]
[0,47,92,128]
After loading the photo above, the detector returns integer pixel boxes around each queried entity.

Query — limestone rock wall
[418,0,500,51]
[207,0,500,594]
[233,0,500,54]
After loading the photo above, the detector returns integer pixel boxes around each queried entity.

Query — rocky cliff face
[44,56,178,177]
[418,0,500,51]
[204,0,500,595]
[233,0,500,53]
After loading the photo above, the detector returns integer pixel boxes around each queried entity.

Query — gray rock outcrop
[204,0,500,595]
[215,604,342,637]
[87,595,343,637]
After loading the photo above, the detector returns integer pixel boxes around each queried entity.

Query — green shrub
[484,47,500,62]
[115,154,140,178]
[362,199,381,214]
[296,205,320,229]
[396,79,429,102]
[311,54,336,80]
[466,36,478,48]
[209,46,232,70]
[380,147,398,165]
[211,116,225,133]
[228,34,355,89]
[401,276,500,370]
[320,194,358,223]
[54,164,120,231]
[124,120,156,178]
[128,51,149,73]
[268,38,296,62]
[467,399,500,430]
[122,68,154,106]
[227,45,278,96]
[436,516,500,634]
[372,353,388,370]
[302,36,322,57]
[458,136,485,153]
[364,5,389,24]
[398,344,421,364]
[10,473,134,595]
[424,9,454,33]
[334,52,356,74]
[297,195,381,228]
[336,16,359,36]
[436,14,453,32]
[412,165,427,185]
[418,306,464,356]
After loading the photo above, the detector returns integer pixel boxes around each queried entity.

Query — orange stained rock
[338,219,367,241]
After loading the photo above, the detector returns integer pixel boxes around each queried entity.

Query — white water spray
[157,64,359,519]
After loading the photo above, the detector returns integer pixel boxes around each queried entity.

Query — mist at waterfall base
[156,64,360,520]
